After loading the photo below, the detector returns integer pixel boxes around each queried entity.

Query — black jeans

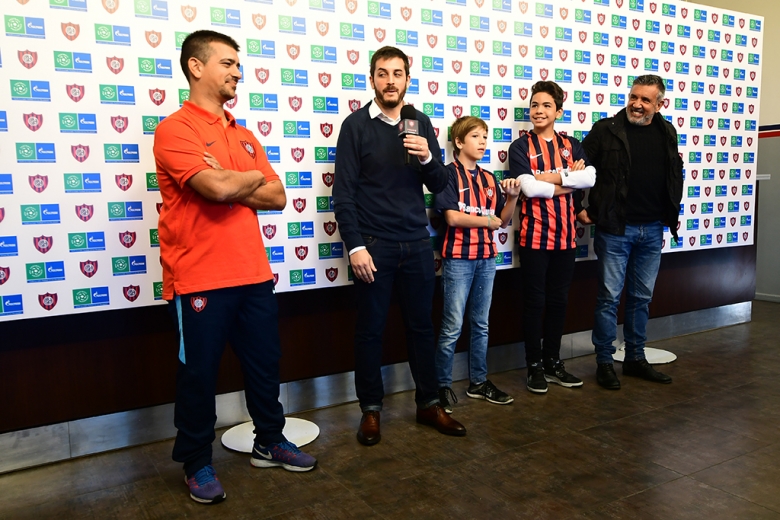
[353,235,439,411]
[518,247,577,365]
[169,281,286,476]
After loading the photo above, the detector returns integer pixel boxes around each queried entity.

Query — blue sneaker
[185,465,226,504]
[251,440,317,472]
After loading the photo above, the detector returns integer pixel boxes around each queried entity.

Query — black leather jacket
[577,108,684,240]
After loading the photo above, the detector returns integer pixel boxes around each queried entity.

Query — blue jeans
[435,257,496,388]
[593,222,663,365]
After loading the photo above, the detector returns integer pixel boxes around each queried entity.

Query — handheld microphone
[398,105,419,165]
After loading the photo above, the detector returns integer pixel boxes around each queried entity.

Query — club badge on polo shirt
[190,296,207,312]
[241,140,256,159]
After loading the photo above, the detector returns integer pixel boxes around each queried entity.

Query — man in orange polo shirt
[153,30,316,505]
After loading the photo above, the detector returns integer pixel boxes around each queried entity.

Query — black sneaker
[597,363,621,390]
[622,359,673,384]
[544,359,583,388]
[466,380,514,404]
[438,386,458,414]
[526,363,548,394]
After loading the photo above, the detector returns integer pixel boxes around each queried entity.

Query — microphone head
[400,104,417,121]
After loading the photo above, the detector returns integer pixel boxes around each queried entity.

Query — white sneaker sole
[544,375,584,388]
[466,392,515,404]
[526,384,548,394]
[250,458,315,472]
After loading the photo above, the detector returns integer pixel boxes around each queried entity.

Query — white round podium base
[221,418,320,453]
[613,345,677,364]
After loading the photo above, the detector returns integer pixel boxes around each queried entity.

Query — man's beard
[626,108,653,126]
[374,86,406,109]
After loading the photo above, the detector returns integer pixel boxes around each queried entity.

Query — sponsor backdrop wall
[0,0,763,321]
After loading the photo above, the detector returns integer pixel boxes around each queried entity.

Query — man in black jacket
[577,74,683,390]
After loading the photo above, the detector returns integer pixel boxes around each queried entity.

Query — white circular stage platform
[221,418,320,453]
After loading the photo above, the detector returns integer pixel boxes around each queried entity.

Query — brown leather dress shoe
[416,405,467,436]
[357,411,381,446]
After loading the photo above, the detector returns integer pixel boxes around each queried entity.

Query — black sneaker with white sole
[544,359,583,388]
[466,379,514,404]
[526,363,548,394]
[438,386,458,414]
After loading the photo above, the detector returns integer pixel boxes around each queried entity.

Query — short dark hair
[631,74,666,102]
[370,46,410,77]
[180,30,240,82]
[530,81,565,110]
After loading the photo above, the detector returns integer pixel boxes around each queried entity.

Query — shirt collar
[182,100,236,126]
[368,99,401,126]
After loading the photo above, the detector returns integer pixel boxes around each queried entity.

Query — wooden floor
[2,301,780,519]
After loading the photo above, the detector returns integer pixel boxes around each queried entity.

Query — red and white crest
[71,144,89,162]
[497,20,507,33]
[540,26,549,38]
[691,168,698,178]
[149,88,165,106]
[33,235,52,254]
[598,13,606,25]
[106,56,124,74]
[596,93,605,105]
[316,21,329,36]
[721,103,728,114]
[749,104,755,114]
[23,113,43,132]
[287,44,300,60]
[746,168,752,178]
[452,60,462,74]
[498,232,508,245]
[322,172,334,187]
[80,260,98,278]
[737,53,744,63]
[731,186,738,196]
[631,57,639,69]
[18,50,37,69]
[427,34,437,48]
[255,68,270,84]
[518,88,528,100]
[519,45,528,58]
[579,31,587,44]
[225,96,237,109]
[115,174,133,191]
[706,152,713,162]
[241,141,257,159]
[615,36,624,48]
[451,14,461,27]
[325,267,338,282]
[735,86,742,97]
[709,84,716,95]
[145,30,161,48]
[0,267,8,286]
[349,100,361,112]
[257,121,272,137]
[181,5,197,22]
[67,84,85,102]
[111,116,128,134]
[345,0,357,14]
[289,96,302,112]
[374,28,385,42]
[475,85,485,98]
[694,100,701,111]
[39,293,58,311]
[347,50,359,65]
[474,40,485,53]
[291,148,304,163]
[540,69,549,80]
[295,246,308,260]
[293,198,306,213]
[320,123,333,138]
[102,0,119,13]
[318,72,331,88]
[453,106,463,119]
[578,112,586,124]
[560,8,568,19]
[559,49,568,62]
[497,107,507,121]
[119,231,136,248]
[123,285,140,302]
[498,151,507,163]
[323,221,337,236]
[519,1,528,14]
[190,296,207,312]
[262,224,276,240]
[614,76,623,87]
[29,175,48,193]
[724,68,731,79]
[252,13,266,30]
[428,81,439,95]
[649,2,657,13]
[678,81,686,92]
[401,6,412,21]
[692,136,700,145]
[497,64,507,77]
[677,117,684,128]
[681,7,688,18]
[75,204,93,222]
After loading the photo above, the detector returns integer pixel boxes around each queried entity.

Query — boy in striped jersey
[435,116,521,412]
[508,81,596,394]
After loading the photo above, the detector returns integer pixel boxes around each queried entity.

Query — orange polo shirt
[153,101,279,300]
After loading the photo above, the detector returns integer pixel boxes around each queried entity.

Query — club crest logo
[323,221,337,236]
[291,148,304,163]
[400,6,412,21]
[325,267,338,282]
[614,76,623,87]
[111,116,128,133]
[115,174,133,191]
[33,235,53,254]
[252,13,266,30]
[497,20,507,33]
[263,224,276,239]
[498,232,508,245]
[80,260,98,278]
[39,293,58,311]
[453,106,463,118]
[225,96,237,109]
[452,60,462,74]
[320,123,333,138]
[374,27,386,42]
[102,0,119,13]
[256,68,270,84]
[67,84,85,102]
[24,113,43,132]
[498,151,508,163]
[190,296,207,312]
[451,14,461,27]
[119,231,136,248]
[181,5,197,22]
[319,72,331,88]
[289,96,302,112]
[559,49,568,62]
[257,121,272,137]
[107,56,124,74]
[349,99,361,112]
[0,267,8,286]
[241,141,256,159]
[18,50,37,69]
[497,64,507,77]
[71,144,89,163]
[429,81,439,95]
[578,112,586,124]
[475,85,485,98]
[560,8,568,19]
[316,21,329,36]
[145,30,161,48]
[426,34,437,48]
[123,285,140,302]
[29,175,48,193]
[579,31,587,43]
[295,245,308,260]
[560,148,571,161]
[519,45,528,58]
[76,204,94,222]
[474,40,485,53]
[62,22,80,40]
[347,49,359,65]
[540,69,549,80]
[293,198,306,213]
[147,88,166,106]
[345,0,357,14]
[287,44,300,60]
[322,172,334,187]
[540,26,549,38]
